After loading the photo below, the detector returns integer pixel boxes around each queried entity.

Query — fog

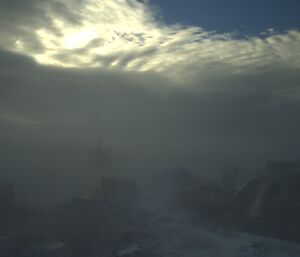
[1,0,300,256]
[1,50,300,204]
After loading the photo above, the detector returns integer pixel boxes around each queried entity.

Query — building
[99,177,138,201]
[153,168,199,190]
[221,165,237,192]
[0,182,15,218]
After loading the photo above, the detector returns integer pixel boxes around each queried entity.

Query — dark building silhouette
[221,165,237,193]
[0,182,15,219]
[99,177,138,201]
[153,168,199,189]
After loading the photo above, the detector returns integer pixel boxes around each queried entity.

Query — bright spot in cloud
[64,29,97,49]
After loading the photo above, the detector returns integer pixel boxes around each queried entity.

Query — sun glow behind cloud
[64,29,97,49]
[6,0,300,82]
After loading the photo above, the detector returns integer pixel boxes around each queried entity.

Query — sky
[150,0,300,33]
[0,0,300,201]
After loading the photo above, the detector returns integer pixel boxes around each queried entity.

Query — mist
[1,50,300,204]
[1,0,300,256]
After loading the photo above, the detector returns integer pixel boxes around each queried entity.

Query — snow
[149,217,300,257]
[116,244,140,256]
[136,192,300,257]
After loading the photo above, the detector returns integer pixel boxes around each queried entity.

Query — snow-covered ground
[132,193,300,257]
[150,219,300,257]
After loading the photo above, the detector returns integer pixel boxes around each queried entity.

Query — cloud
[0,0,298,85]
[0,0,299,152]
